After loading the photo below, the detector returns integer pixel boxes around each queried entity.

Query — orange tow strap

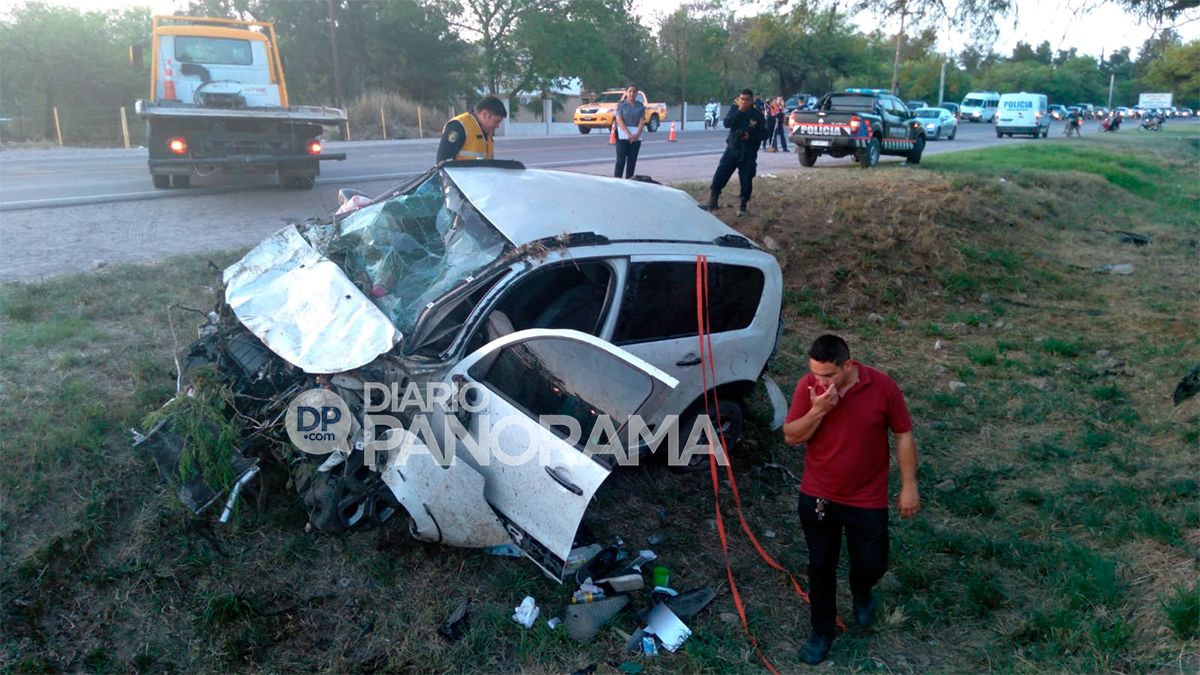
[694,256,844,674]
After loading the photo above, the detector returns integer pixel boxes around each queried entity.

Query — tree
[0,3,149,142]
[1143,40,1200,102]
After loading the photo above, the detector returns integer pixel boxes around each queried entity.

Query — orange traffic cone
[668,122,677,142]
[163,60,177,101]
[609,124,617,144]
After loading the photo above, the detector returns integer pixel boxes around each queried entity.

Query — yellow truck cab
[573,89,668,134]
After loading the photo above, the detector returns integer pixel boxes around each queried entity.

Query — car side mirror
[129,44,143,68]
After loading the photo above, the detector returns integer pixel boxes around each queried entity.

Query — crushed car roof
[444,166,743,247]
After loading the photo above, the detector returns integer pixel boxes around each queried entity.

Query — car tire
[171,174,190,189]
[949,128,957,140]
[152,174,171,189]
[857,137,880,169]
[933,128,940,141]
[647,115,660,133]
[578,126,591,134]
[670,398,744,473]
[996,130,1003,138]
[906,136,925,164]
[799,149,818,167]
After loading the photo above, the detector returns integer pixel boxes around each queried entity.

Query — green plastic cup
[652,565,670,588]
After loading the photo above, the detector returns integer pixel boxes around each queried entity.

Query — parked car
[914,107,957,140]
[1073,103,1096,119]
[1178,107,1194,117]
[1048,104,1067,120]
[137,160,787,581]
[940,102,960,118]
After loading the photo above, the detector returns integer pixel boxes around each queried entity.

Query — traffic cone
[163,60,177,101]
[609,124,616,144]
[668,122,677,142]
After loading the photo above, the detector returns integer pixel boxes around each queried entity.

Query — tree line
[0,0,1195,144]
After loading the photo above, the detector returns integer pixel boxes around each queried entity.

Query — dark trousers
[614,139,642,178]
[798,492,889,637]
[761,118,774,149]
[709,145,758,205]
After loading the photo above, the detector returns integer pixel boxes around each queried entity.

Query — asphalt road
[0,117,1150,282]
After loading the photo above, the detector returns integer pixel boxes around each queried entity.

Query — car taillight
[307,140,322,155]
[168,137,187,155]
[849,115,861,133]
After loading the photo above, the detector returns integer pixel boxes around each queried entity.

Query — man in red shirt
[783,334,920,665]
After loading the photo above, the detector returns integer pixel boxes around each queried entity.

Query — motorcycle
[1100,116,1121,133]
[1064,117,1083,137]
[1140,116,1162,131]
[704,104,720,129]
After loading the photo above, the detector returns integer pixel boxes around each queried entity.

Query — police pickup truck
[787,88,926,168]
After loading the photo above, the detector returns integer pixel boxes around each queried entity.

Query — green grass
[2,130,1198,672]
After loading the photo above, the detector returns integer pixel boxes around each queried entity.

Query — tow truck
[131,15,346,190]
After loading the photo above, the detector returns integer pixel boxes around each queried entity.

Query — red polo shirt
[785,361,912,508]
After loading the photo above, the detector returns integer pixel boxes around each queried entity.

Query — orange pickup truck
[572,89,669,134]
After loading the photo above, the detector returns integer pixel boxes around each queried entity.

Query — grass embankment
[2,130,1197,672]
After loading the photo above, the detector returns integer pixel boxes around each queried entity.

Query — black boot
[737,200,749,217]
[799,632,834,665]
[699,192,720,211]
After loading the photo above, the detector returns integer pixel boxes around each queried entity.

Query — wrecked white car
[139,160,785,581]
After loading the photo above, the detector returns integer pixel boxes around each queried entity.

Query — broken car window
[612,262,765,345]
[333,172,508,337]
[469,337,653,451]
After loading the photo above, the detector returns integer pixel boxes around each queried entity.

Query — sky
[25,0,1200,60]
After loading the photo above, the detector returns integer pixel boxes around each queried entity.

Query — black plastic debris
[438,598,470,641]
[1116,231,1151,246]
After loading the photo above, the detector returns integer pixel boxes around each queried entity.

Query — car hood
[223,224,401,374]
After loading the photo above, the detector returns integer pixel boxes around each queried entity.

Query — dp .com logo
[285,388,352,455]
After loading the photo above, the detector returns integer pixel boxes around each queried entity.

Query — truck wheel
[171,174,190,188]
[906,137,925,164]
[280,175,316,190]
[996,129,1003,138]
[647,114,660,133]
[152,175,171,189]
[799,150,818,167]
[578,126,591,134]
[857,138,880,168]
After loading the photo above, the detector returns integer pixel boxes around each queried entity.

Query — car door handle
[676,354,702,366]
[545,466,583,496]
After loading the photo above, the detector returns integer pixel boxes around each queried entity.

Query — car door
[882,97,912,151]
[439,329,676,582]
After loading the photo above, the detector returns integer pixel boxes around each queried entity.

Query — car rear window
[823,95,876,112]
[613,262,764,344]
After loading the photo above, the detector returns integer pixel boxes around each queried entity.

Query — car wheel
[799,149,818,167]
[647,115,660,133]
[671,398,744,473]
[152,174,171,189]
[297,452,401,533]
[906,136,925,164]
[171,174,190,189]
[996,130,1003,138]
[578,126,591,134]
[858,137,881,168]
[949,128,957,140]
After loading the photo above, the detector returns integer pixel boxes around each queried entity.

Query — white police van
[960,91,1000,123]
[996,92,1049,138]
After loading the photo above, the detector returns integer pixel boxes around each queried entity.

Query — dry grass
[345,90,437,141]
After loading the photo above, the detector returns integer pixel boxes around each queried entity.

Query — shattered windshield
[331,172,508,336]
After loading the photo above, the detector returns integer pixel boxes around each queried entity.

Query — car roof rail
[440,159,526,170]
[713,233,753,249]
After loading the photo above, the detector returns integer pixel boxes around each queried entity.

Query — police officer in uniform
[437,96,508,163]
[701,89,768,217]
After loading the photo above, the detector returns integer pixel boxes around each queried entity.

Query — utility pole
[890,2,908,95]
[326,0,347,139]
[1107,73,1115,109]
[937,59,947,105]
